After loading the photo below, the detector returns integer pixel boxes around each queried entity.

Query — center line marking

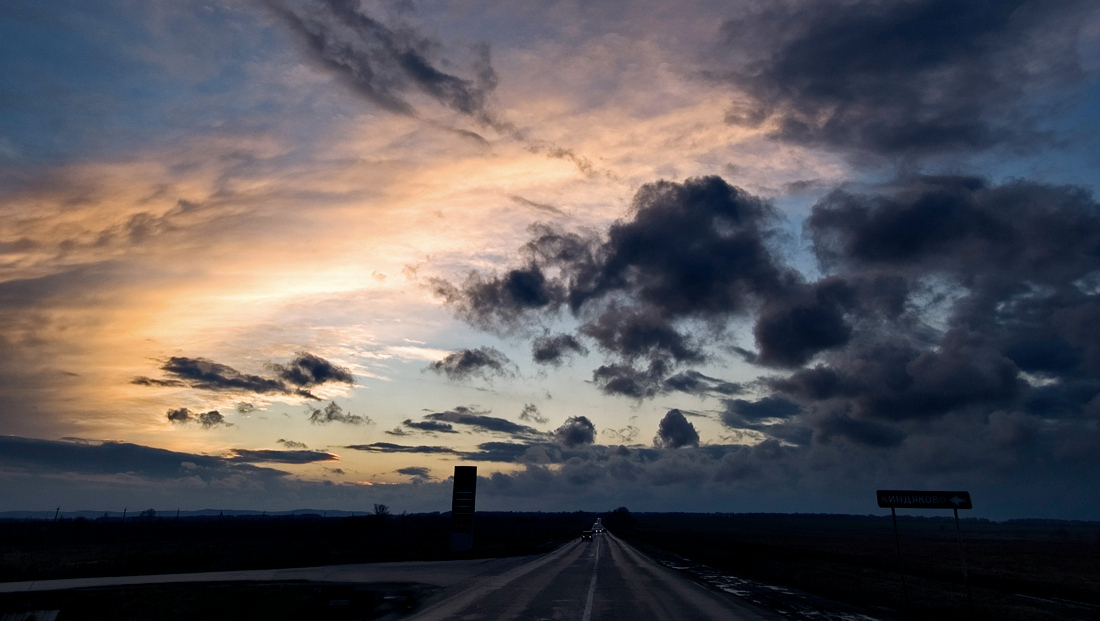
[582,537,600,621]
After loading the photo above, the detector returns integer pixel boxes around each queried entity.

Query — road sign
[877,489,975,614]
[877,490,972,510]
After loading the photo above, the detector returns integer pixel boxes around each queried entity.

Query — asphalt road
[406,532,769,620]
[0,534,776,620]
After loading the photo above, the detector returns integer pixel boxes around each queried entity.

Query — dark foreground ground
[610,512,1100,621]
[2,511,1098,620]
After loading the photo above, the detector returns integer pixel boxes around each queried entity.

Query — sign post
[877,490,974,615]
[450,466,477,552]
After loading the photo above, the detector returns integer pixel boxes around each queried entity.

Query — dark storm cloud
[769,333,1024,423]
[0,436,287,480]
[554,416,596,448]
[653,409,700,449]
[459,441,537,463]
[397,466,432,482]
[159,357,287,394]
[532,333,588,366]
[226,448,339,464]
[423,406,542,439]
[571,177,790,318]
[723,396,802,422]
[344,442,460,455]
[427,347,514,381]
[807,176,1100,283]
[307,401,371,425]
[591,363,669,399]
[811,411,906,448]
[268,0,502,127]
[718,396,814,447]
[144,353,353,398]
[662,370,743,397]
[438,164,1100,484]
[273,352,354,388]
[165,408,230,429]
[437,176,800,393]
[719,0,1094,157]
[432,267,566,333]
[749,175,1100,447]
[397,418,456,433]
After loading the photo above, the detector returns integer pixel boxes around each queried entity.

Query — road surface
[407,532,769,620]
[0,534,781,620]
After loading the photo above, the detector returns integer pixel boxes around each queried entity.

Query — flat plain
[2,511,1097,620]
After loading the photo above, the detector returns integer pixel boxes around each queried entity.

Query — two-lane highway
[0,532,780,620]
[408,532,770,620]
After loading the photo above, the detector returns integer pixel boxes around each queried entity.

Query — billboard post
[450,466,477,552]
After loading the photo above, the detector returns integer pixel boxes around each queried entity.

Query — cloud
[458,441,537,463]
[532,333,588,366]
[603,425,639,444]
[307,401,372,425]
[518,403,548,425]
[508,195,564,216]
[276,438,308,449]
[344,442,460,455]
[268,0,503,128]
[166,408,231,429]
[0,435,286,480]
[397,466,432,482]
[436,169,1100,488]
[227,449,339,464]
[140,353,353,398]
[718,0,1095,158]
[554,416,596,448]
[432,267,566,334]
[718,396,812,447]
[158,357,288,394]
[427,347,514,381]
[653,409,700,449]
[423,405,542,440]
[437,176,798,394]
[131,377,185,387]
[661,370,743,397]
[723,396,803,422]
[400,419,458,434]
[273,352,354,388]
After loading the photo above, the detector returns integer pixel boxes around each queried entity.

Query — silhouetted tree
[373,503,390,517]
[605,506,637,528]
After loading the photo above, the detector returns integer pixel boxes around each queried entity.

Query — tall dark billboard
[450,465,477,552]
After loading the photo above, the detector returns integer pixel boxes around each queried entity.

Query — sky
[2,0,1100,519]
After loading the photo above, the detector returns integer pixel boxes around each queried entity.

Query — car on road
[580,531,594,541]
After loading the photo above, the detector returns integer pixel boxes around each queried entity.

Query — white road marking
[582,536,600,621]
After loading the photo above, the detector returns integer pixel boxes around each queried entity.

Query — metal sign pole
[954,508,974,615]
[891,507,909,609]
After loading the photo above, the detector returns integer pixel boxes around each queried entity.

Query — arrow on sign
[950,496,966,506]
